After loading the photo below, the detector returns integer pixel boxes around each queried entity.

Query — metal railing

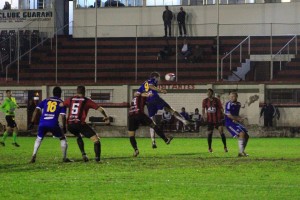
[272,35,298,73]
[220,36,250,80]
[4,22,72,83]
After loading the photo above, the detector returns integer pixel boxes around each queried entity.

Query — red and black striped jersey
[129,95,146,116]
[202,97,223,123]
[63,96,99,124]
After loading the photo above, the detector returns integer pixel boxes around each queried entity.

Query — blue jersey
[37,96,66,126]
[224,101,241,125]
[137,78,159,102]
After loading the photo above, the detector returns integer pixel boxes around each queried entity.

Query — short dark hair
[77,85,86,96]
[150,72,160,79]
[207,88,214,94]
[53,86,62,98]
[230,91,238,96]
[6,90,11,93]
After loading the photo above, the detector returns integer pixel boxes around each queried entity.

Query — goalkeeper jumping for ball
[136,72,190,149]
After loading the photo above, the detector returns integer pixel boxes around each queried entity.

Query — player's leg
[240,125,249,154]
[165,107,190,126]
[128,115,139,156]
[1,116,14,146]
[30,126,47,163]
[0,126,11,146]
[226,123,247,156]
[218,125,228,152]
[128,131,139,157]
[12,125,20,147]
[52,126,72,162]
[68,124,88,162]
[207,124,213,153]
[150,123,173,144]
[82,124,101,162]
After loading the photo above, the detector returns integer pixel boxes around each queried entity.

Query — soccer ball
[165,73,176,81]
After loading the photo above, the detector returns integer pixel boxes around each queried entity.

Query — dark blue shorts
[37,124,63,139]
[147,97,171,117]
[226,122,248,137]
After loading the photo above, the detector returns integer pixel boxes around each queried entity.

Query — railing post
[240,44,242,63]
[55,28,58,84]
[135,25,138,83]
[29,31,31,65]
[279,52,282,71]
[270,23,273,81]
[229,54,232,71]
[176,34,178,82]
[248,36,250,55]
[17,30,19,84]
[287,45,290,61]
[296,36,298,55]
[220,59,223,80]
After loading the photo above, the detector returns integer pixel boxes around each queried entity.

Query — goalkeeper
[0,90,20,147]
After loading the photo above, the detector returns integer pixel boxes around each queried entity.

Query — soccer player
[29,86,72,163]
[61,85,110,162]
[136,72,189,148]
[202,89,227,153]
[128,92,173,157]
[225,91,249,157]
[0,90,20,147]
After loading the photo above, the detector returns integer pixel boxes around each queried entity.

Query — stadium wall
[73,2,300,37]
[0,83,299,132]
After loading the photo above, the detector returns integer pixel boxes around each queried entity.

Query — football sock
[130,136,138,150]
[2,131,8,142]
[94,141,101,159]
[60,139,68,159]
[244,134,249,149]
[150,128,155,142]
[173,111,186,123]
[238,138,245,153]
[33,137,42,156]
[208,133,213,149]
[13,131,17,143]
[220,133,227,148]
[153,126,168,142]
[77,137,86,155]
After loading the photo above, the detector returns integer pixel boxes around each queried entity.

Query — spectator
[191,45,204,63]
[181,39,192,61]
[177,107,191,132]
[177,7,187,37]
[157,45,172,61]
[191,108,202,132]
[27,99,36,129]
[3,2,11,10]
[160,108,174,132]
[162,6,173,37]
[260,101,280,128]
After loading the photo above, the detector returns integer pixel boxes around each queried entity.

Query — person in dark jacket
[162,6,173,37]
[177,7,187,37]
[260,101,280,127]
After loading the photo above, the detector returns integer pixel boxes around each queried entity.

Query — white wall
[73,2,300,37]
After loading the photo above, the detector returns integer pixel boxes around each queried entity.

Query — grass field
[0,137,299,200]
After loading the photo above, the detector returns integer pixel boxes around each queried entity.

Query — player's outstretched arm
[97,107,110,125]
[29,108,41,130]
[149,85,167,94]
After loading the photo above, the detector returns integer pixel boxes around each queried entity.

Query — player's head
[165,6,168,10]
[6,90,11,97]
[77,85,86,96]
[53,86,62,98]
[229,91,238,102]
[207,88,214,98]
[150,71,160,83]
[195,108,199,113]
[181,107,185,112]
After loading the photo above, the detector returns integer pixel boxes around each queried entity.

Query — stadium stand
[0,35,298,84]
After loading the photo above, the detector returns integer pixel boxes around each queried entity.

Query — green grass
[0,137,300,200]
